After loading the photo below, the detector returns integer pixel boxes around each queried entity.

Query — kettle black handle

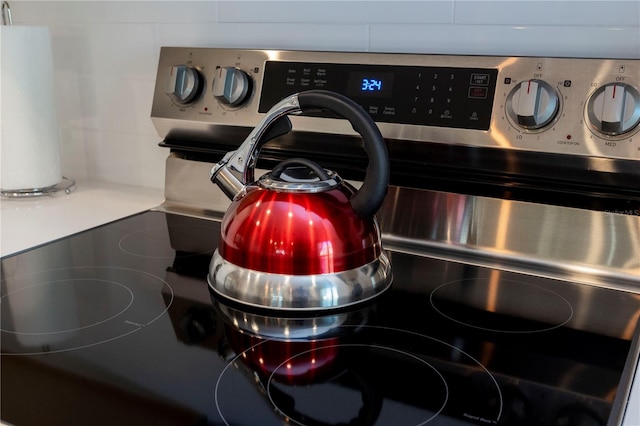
[271,158,332,181]
[297,90,389,218]
[211,90,389,217]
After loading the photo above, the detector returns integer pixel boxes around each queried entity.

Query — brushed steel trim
[609,317,640,425]
[377,185,640,292]
[208,249,393,311]
[213,299,372,340]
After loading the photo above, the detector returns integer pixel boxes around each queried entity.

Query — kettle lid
[258,157,342,193]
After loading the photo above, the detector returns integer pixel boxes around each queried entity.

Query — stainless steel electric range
[2,48,639,426]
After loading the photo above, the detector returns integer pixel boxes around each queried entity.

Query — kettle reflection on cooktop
[210,297,503,426]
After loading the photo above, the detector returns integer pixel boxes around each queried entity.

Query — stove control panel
[151,48,640,162]
[257,61,498,132]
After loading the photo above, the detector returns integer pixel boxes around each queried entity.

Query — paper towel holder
[1,1,11,26]
[1,5,77,199]
[1,176,76,198]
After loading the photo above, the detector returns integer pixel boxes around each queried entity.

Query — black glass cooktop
[1,211,638,426]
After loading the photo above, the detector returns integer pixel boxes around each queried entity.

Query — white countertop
[0,180,164,258]
[0,179,638,425]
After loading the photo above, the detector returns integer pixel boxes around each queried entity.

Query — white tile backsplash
[52,23,159,77]
[86,131,167,188]
[60,127,167,187]
[217,1,454,24]
[45,1,218,23]
[159,22,370,50]
[370,23,640,57]
[454,1,640,26]
[61,75,158,134]
[7,0,640,190]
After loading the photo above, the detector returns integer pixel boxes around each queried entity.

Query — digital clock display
[361,78,383,92]
[346,71,394,98]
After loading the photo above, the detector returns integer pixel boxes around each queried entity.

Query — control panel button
[586,82,640,136]
[212,67,252,107]
[506,79,560,130]
[165,65,204,106]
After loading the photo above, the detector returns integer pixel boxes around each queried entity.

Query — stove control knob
[213,67,252,107]
[586,82,640,136]
[165,65,204,106]
[506,79,560,130]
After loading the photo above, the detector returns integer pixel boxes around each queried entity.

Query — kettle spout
[210,155,246,200]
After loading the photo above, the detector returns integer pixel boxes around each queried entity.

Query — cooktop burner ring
[266,343,449,426]
[0,266,173,355]
[1,278,134,335]
[429,277,575,334]
[214,325,503,425]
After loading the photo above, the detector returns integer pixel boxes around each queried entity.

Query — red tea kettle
[207,90,392,311]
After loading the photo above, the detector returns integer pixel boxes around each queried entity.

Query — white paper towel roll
[0,25,62,191]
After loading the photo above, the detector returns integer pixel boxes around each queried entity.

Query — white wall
[9,1,640,190]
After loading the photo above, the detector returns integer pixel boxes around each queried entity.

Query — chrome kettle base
[208,250,393,312]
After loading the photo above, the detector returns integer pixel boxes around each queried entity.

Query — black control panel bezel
[259,61,498,131]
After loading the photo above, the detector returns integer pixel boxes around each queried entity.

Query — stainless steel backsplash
[159,153,640,292]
